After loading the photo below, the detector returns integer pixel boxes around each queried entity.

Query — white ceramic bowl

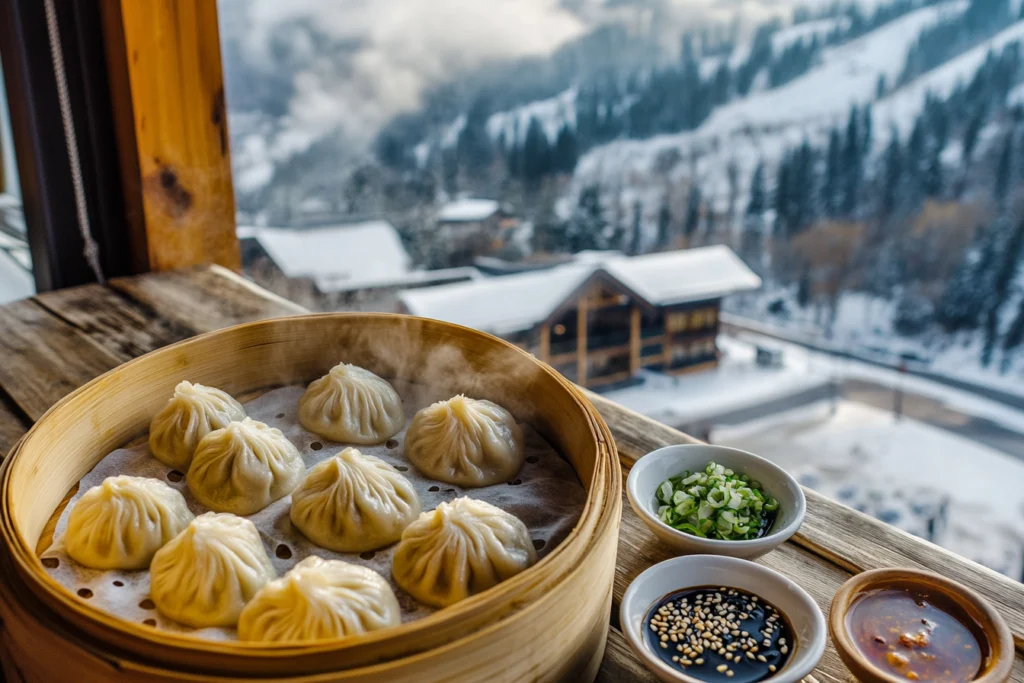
[620,555,827,683]
[627,444,805,559]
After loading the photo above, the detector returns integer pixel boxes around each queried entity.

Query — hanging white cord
[42,0,105,284]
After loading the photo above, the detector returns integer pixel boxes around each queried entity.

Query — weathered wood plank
[110,0,240,272]
[33,284,194,361]
[595,626,659,683]
[586,389,1024,652]
[0,395,29,459]
[108,265,303,334]
[0,300,123,421]
[614,479,853,682]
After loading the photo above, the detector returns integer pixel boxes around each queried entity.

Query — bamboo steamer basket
[0,314,621,681]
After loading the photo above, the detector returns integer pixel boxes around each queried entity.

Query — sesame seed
[769,665,777,672]
[758,655,767,663]
[726,671,735,678]
[695,658,704,665]
[717,665,729,673]
[780,645,788,654]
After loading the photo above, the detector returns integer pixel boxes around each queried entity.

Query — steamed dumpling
[405,396,524,487]
[187,417,305,515]
[298,363,404,444]
[238,556,400,642]
[65,476,193,570]
[290,448,420,552]
[150,513,276,628]
[392,497,537,608]
[149,381,246,470]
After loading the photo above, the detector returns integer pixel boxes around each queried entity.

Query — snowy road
[708,378,1024,462]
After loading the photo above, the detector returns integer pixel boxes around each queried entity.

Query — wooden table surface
[0,265,1021,682]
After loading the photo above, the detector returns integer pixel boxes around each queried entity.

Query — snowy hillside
[571,1,977,219]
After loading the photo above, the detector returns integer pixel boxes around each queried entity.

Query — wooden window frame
[0,0,239,292]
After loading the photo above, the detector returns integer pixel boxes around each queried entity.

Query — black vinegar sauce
[644,586,794,683]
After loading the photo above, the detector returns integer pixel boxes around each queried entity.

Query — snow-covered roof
[399,245,761,335]
[438,198,501,223]
[239,221,411,286]
[604,246,762,306]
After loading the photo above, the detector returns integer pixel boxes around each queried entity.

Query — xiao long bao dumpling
[392,497,537,608]
[150,513,276,628]
[405,395,524,487]
[290,448,420,552]
[187,417,304,516]
[149,381,245,470]
[297,363,404,444]
[238,556,400,642]
[65,476,193,570]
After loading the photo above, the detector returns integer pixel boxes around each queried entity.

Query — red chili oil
[645,586,794,683]
[845,587,987,681]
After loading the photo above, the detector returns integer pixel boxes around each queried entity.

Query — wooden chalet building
[399,245,761,389]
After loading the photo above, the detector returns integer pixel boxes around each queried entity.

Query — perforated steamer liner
[0,314,621,681]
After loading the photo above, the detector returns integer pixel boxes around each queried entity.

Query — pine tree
[994,130,1014,208]
[960,107,986,194]
[774,156,791,237]
[553,125,579,175]
[629,200,644,255]
[823,128,843,217]
[566,185,608,252]
[743,163,767,262]
[522,117,552,188]
[456,97,494,177]
[935,228,996,332]
[842,104,862,215]
[1000,297,1024,372]
[797,267,812,308]
[881,130,904,219]
[656,197,672,248]
[684,185,702,241]
[862,104,873,157]
[983,216,1024,364]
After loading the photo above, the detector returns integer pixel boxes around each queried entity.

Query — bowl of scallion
[626,444,805,559]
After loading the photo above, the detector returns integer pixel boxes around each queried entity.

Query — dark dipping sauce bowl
[644,586,793,683]
[830,569,1014,683]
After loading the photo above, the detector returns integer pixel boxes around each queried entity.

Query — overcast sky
[222,0,803,150]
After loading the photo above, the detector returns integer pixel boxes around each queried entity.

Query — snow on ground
[874,19,1024,138]
[771,18,849,53]
[739,326,1024,433]
[571,1,972,222]
[487,87,577,143]
[726,286,1024,409]
[603,335,828,426]
[715,400,1024,577]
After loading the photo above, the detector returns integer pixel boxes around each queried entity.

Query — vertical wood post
[577,299,588,387]
[630,307,641,375]
[107,0,240,272]
[539,324,550,362]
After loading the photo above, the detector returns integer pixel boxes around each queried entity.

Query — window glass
[0,56,33,304]
[219,0,1024,577]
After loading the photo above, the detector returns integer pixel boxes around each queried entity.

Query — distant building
[238,220,480,311]
[436,198,517,266]
[399,245,761,389]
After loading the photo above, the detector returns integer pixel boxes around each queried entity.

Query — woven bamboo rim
[0,314,621,677]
